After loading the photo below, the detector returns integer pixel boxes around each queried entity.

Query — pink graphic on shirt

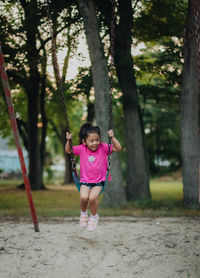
[73,143,113,183]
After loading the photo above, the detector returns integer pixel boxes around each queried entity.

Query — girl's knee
[80,195,89,203]
[89,195,97,204]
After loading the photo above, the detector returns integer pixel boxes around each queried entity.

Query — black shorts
[80,181,105,190]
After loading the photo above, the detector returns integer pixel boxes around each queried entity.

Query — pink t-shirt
[73,143,113,183]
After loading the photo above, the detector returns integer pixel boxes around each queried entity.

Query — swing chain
[107,0,116,158]
[44,0,75,165]
[193,0,200,203]
[44,0,116,171]
[193,0,200,82]
[109,0,116,132]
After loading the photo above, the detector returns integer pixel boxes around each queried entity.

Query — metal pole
[0,45,39,232]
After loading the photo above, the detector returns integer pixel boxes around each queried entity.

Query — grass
[150,180,183,200]
[0,178,199,218]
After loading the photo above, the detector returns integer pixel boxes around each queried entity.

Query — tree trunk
[114,0,150,200]
[181,0,200,206]
[87,102,95,123]
[24,0,42,189]
[40,53,48,188]
[78,0,126,206]
[102,152,125,206]
[27,92,42,190]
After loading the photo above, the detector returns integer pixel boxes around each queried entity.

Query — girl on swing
[65,123,121,231]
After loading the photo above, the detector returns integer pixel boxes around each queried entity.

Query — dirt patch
[156,170,182,181]
[0,217,200,278]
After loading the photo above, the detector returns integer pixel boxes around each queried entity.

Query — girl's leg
[80,185,90,228]
[89,186,102,215]
[87,186,102,231]
[80,185,90,212]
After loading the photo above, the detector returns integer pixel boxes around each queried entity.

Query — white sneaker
[87,214,99,231]
[80,212,88,228]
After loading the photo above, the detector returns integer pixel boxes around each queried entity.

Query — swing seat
[72,169,80,192]
[100,169,110,195]
[72,168,110,196]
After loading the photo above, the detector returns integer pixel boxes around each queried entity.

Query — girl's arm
[65,132,72,154]
[107,130,121,152]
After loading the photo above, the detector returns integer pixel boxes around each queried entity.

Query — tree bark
[102,152,125,206]
[40,51,48,188]
[114,0,150,200]
[24,0,42,189]
[78,0,126,206]
[181,0,200,206]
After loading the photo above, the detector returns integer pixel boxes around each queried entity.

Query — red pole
[0,45,39,232]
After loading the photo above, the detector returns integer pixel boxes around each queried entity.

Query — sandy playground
[0,216,200,278]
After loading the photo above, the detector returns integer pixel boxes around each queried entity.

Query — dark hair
[79,123,101,144]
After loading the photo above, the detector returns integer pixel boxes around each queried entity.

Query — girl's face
[83,133,100,152]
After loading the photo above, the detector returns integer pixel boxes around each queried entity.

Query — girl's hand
[66,132,72,140]
[107,129,114,139]
[107,129,121,152]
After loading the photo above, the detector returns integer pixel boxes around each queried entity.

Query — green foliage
[95,0,186,177]
[0,0,188,180]
[0,0,82,158]
[135,38,182,175]
[134,0,187,41]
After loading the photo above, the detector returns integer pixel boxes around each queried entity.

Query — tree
[0,0,77,188]
[181,0,200,206]
[12,0,42,189]
[49,7,80,184]
[135,40,183,175]
[77,0,126,206]
[114,0,150,200]
[72,67,94,123]
[95,0,151,200]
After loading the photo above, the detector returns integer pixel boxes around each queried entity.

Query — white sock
[91,214,98,218]
[81,210,88,215]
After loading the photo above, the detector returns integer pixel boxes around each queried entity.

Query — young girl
[65,123,121,231]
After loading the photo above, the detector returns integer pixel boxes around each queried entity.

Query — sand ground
[0,216,200,278]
